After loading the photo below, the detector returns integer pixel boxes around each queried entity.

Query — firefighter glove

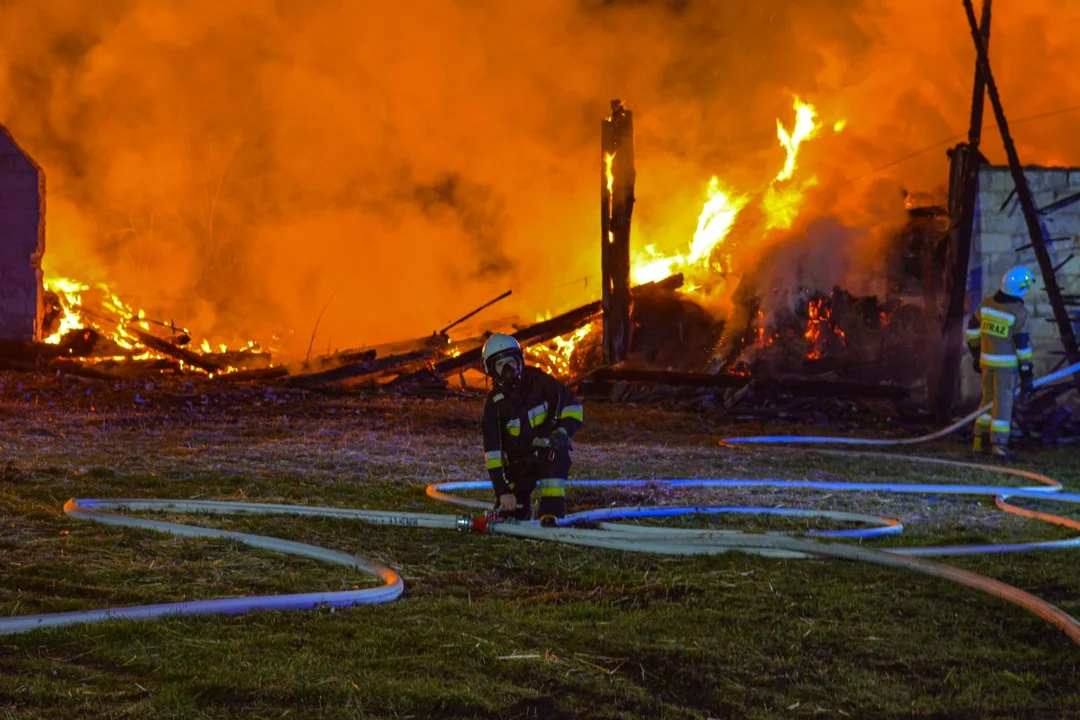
[1020,364,1035,396]
[549,427,571,452]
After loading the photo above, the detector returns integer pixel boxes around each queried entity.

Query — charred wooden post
[937,0,992,421]
[601,100,635,365]
[962,0,1080,376]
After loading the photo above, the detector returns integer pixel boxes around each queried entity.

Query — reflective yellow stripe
[981,353,1018,368]
[980,307,1016,325]
[527,403,549,428]
[492,393,504,403]
[506,419,521,437]
[485,450,504,470]
[1016,347,1034,360]
[560,404,584,422]
[991,420,1011,432]
[539,478,566,498]
[965,328,981,342]
[975,414,992,427]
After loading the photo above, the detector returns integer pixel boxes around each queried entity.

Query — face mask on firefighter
[494,355,521,383]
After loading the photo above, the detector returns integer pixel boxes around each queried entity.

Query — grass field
[2,372,1079,719]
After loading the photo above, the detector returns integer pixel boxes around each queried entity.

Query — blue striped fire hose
[2,363,1080,646]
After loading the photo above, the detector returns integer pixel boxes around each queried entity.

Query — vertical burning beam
[600,99,635,365]
[938,0,992,421]
[962,0,1080,375]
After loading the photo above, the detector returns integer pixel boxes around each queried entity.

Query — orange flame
[525,318,594,378]
[763,96,821,231]
[631,95,838,291]
[631,176,749,285]
[42,275,261,370]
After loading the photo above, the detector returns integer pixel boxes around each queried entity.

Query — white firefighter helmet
[1001,266,1035,297]
[481,333,524,386]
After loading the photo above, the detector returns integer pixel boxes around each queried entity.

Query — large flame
[631,176,750,286]
[631,95,832,290]
[762,96,822,231]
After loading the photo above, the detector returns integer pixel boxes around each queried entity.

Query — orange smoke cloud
[0,0,1075,356]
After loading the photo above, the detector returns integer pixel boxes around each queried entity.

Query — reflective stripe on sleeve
[975,414,992,427]
[991,420,1011,433]
[506,419,521,437]
[965,327,982,341]
[527,403,549,428]
[1016,347,1034,361]
[485,450,504,470]
[560,404,584,422]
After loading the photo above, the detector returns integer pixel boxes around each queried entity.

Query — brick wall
[0,124,45,342]
[963,165,1080,399]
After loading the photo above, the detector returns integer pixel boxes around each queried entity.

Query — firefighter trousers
[975,368,1016,447]
[502,448,571,520]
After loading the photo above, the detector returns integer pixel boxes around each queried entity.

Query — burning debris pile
[35,278,272,377]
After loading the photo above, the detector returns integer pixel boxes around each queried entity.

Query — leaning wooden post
[601,100,636,365]
[962,0,1080,378]
[936,0,992,421]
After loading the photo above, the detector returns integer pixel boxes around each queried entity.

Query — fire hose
[2,363,1080,645]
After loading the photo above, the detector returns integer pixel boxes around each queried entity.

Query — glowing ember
[804,298,846,360]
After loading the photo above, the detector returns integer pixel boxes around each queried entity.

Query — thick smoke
[0,0,1075,357]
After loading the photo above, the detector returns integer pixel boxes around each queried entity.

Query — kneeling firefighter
[966,266,1037,458]
[480,333,583,521]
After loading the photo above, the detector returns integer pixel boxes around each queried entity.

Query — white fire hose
[1,363,1079,648]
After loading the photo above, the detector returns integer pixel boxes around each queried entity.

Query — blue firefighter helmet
[1001,266,1035,298]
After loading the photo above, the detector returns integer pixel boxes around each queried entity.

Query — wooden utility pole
[936,0,991,421]
[601,100,636,365]
[962,0,1080,374]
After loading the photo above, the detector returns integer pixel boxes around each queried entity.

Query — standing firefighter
[480,334,583,521]
[966,266,1036,458]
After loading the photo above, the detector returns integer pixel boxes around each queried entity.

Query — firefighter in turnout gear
[966,266,1037,458]
[480,334,583,521]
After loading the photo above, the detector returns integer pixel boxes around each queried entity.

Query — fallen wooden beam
[420,273,684,379]
[284,349,433,388]
[583,367,909,400]
[132,329,223,374]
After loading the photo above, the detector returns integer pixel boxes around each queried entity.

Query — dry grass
[1,370,1079,719]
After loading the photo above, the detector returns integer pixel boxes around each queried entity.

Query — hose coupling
[457,512,501,534]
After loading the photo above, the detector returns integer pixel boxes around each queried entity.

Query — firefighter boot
[972,433,989,454]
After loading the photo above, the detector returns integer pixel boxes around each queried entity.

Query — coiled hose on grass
[2,364,1079,645]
